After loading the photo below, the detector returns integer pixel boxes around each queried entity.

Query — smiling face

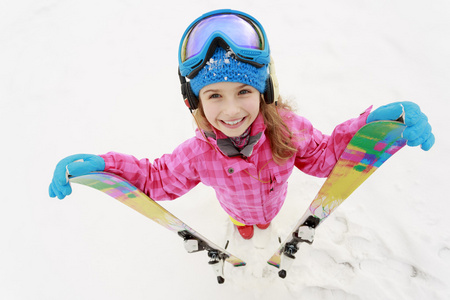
[199,81,261,137]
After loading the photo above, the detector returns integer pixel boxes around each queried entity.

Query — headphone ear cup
[181,81,199,110]
[264,75,274,105]
[186,82,199,110]
[179,68,199,111]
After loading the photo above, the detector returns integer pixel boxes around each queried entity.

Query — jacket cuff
[99,153,117,173]
[359,105,373,125]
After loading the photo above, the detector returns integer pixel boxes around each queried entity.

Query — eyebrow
[201,84,250,95]
[201,88,220,94]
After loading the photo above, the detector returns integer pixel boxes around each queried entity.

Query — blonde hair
[193,95,297,165]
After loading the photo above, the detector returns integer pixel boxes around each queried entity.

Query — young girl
[49,9,434,240]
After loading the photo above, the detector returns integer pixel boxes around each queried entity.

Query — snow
[1,0,449,299]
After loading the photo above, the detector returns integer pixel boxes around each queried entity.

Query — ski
[267,120,407,278]
[69,172,245,284]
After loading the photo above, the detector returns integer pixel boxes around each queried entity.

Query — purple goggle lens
[183,14,263,62]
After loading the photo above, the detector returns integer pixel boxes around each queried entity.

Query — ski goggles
[178,9,271,79]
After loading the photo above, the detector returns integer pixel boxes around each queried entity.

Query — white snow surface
[1,1,450,299]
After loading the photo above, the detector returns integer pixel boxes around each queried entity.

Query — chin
[222,127,247,137]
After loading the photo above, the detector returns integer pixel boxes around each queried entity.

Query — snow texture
[1,0,449,299]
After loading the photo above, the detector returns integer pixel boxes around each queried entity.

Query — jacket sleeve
[99,138,201,201]
[294,107,372,178]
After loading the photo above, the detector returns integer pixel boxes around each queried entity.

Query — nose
[222,96,241,116]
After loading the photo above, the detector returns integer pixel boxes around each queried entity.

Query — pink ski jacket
[100,108,371,225]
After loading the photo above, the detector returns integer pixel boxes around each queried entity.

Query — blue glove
[49,154,105,199]
[367,101,435,151]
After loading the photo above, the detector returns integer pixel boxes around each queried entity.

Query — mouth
[220,117,246,128]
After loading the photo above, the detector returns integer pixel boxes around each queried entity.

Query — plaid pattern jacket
[100,108,371,225]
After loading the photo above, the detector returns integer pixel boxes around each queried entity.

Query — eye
[209,93,221,99]
[238,89,250,95]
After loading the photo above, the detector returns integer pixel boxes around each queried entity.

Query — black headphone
[179,57,279,112]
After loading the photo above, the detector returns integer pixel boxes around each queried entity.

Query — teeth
[223,118,243,125]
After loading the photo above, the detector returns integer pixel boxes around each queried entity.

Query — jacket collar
[196,113,267,158]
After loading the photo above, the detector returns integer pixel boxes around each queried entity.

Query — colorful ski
[69,172,245,284]
[267,121,407,278]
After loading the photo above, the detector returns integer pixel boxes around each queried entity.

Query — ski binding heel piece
[178,230,228,284]
[208,250,228,284]
[278,216,320,279]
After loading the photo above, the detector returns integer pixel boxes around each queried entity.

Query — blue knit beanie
[190,47,268,97]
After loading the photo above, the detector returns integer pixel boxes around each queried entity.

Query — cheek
[244,95,261,117]
[203,110,215,124]
[200,101,217,125]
